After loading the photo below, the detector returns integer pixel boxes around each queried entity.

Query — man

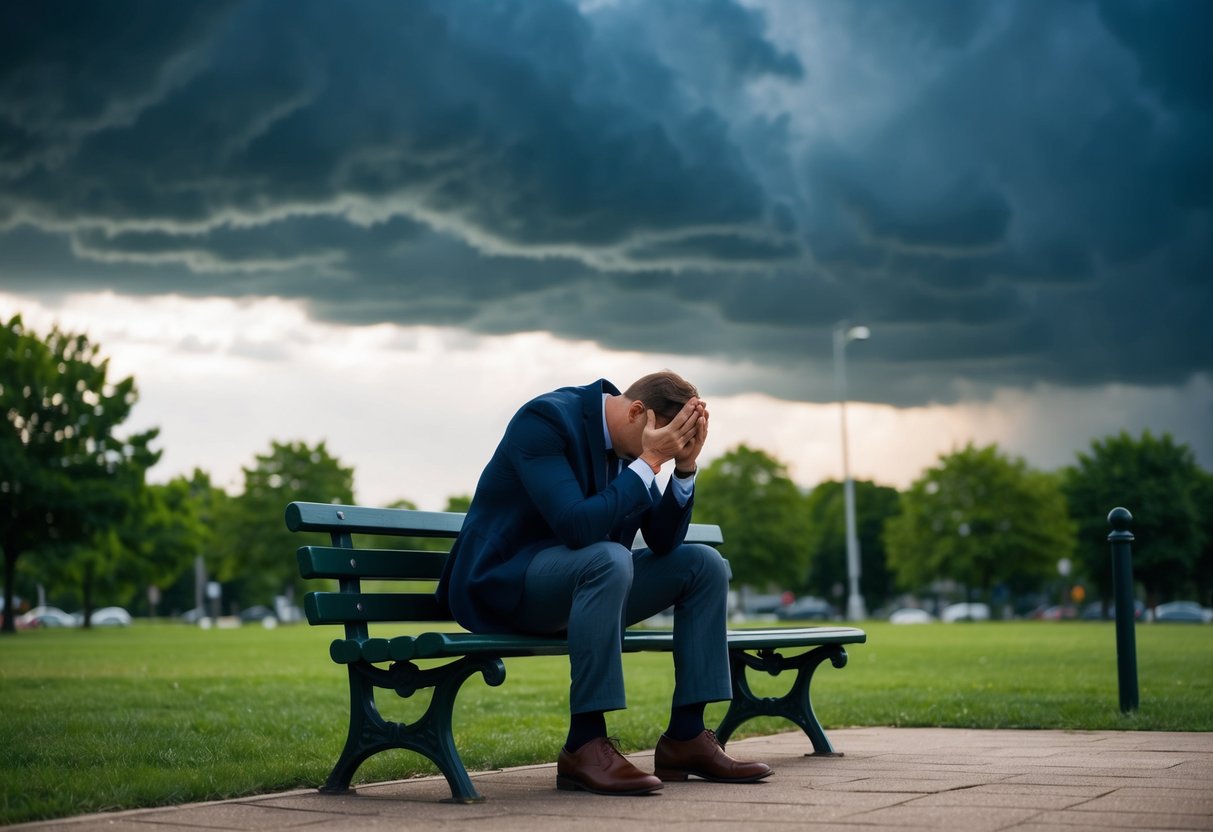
[437,371,771,795]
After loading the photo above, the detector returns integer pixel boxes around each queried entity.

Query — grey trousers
[515,541,733,714]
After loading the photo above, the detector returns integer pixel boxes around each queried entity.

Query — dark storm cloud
[0,0,1209,405]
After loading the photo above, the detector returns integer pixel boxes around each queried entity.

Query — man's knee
[581,540,634,590]
[677,543,731,590]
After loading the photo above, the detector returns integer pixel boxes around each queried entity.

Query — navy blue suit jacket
[437,379,694,633]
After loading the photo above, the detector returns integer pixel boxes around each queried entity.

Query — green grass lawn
[2,620,1210,824]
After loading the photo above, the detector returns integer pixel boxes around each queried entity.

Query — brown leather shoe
[654,729,773,783]
[556,737,664,796]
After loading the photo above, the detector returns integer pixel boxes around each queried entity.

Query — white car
[889,608,935,624]
[85,606,133,627]
[16,605,77,629]
[1152,601,1207,623]
[941,602,991,623]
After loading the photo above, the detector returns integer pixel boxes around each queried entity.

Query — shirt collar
[601,393,613,452]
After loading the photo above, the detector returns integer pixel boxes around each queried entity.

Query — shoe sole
[654,767,773,784]
[556,774,664,795]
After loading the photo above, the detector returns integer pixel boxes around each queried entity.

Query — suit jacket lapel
[582,378,618,492]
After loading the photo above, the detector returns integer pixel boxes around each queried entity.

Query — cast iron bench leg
[322,655,506,803]
[715,644,849,756]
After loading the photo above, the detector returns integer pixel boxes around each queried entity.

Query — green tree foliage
[37,528,132,627]
[802,480,900,611]
[51,475,211,622]
[444,494,472,513]
[1,315,159,633]
[1062,431,1208,605]
[694,445,811,589]
[217,440,354,605]
[1193,471,1213,607]
[27,477,206,624]
[127,475,212,614]
[144,470,231,618]
[884,443,1074,601]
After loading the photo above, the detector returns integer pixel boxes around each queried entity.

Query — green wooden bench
[287,500,867,803]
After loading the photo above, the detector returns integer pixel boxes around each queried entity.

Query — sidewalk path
[13,728,1213,831]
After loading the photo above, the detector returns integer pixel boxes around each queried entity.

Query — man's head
[623,371,699,423]
[608,371,699,459]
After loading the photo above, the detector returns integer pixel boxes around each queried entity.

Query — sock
[565,711,607,753]
[666,702,706,742]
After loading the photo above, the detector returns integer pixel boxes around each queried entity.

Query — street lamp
[833,322,870,621]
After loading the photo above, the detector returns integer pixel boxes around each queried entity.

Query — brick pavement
[11,728,1213,832]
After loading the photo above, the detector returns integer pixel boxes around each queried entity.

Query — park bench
[286,500,867,803]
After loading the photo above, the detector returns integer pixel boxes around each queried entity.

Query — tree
[34,474,210,624]
[802,480,900,611]
[693,445,811,589]
[126,475,212,615]
[1,315,159,634]
[444,494,472,514]
[217,440,355,605]
[884,443,1074,603]
[140,470,232,618]
[1062,431,1208,607]
[1193,470,1213,607]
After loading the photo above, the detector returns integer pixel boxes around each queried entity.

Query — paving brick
[1032,808,1213,830]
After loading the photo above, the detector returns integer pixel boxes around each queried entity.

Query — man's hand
[639,397,706,472]
[673,400,708,472]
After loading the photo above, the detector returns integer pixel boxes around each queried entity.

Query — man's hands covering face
[640,397,709,472]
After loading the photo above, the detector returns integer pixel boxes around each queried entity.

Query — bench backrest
[286,501,724,637]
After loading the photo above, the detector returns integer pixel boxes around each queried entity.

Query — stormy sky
[2,0,1210,505]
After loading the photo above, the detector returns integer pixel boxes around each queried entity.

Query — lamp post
[834,322,870,621]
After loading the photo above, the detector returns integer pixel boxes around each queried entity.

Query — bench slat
[306,592,446,624]
[718,626,867,649]
[298,546,447,580]
[329,636,417,664]
[286,501,723,545]
[605,525,727,547]
[286,502,466,537]
[413,631,573,658]
[410,626,866,660]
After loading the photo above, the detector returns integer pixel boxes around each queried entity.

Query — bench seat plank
[410,626,866,660]
[328,626,866,664]
[330,636,417,664]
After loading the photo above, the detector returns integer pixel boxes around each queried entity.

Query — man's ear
[627,400,646,423]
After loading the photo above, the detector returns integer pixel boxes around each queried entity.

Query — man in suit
[437,371,771,795]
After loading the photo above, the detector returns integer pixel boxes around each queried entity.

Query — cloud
[0,0,1209,407]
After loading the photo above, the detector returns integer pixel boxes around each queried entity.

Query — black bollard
[1107,507,1139,713]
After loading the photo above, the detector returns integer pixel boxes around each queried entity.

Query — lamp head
[846,325,871,342]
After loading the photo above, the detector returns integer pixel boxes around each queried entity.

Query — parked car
[1153,601,1207,623]
[1036,605,1078,621]
[16,605,77,629]
[275,604,305,624]
[180,606,208,624]
[888,607,935,624]
[775,596,835,621]
[941,602,990,623]
[81,606,132,627]
[738,593,789,617]
[1080,600,1145,621]
[239,605,277,625]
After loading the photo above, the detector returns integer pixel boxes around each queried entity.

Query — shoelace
[598,736,626,763]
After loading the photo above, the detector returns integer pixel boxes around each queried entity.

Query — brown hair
[623,371,698,420]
